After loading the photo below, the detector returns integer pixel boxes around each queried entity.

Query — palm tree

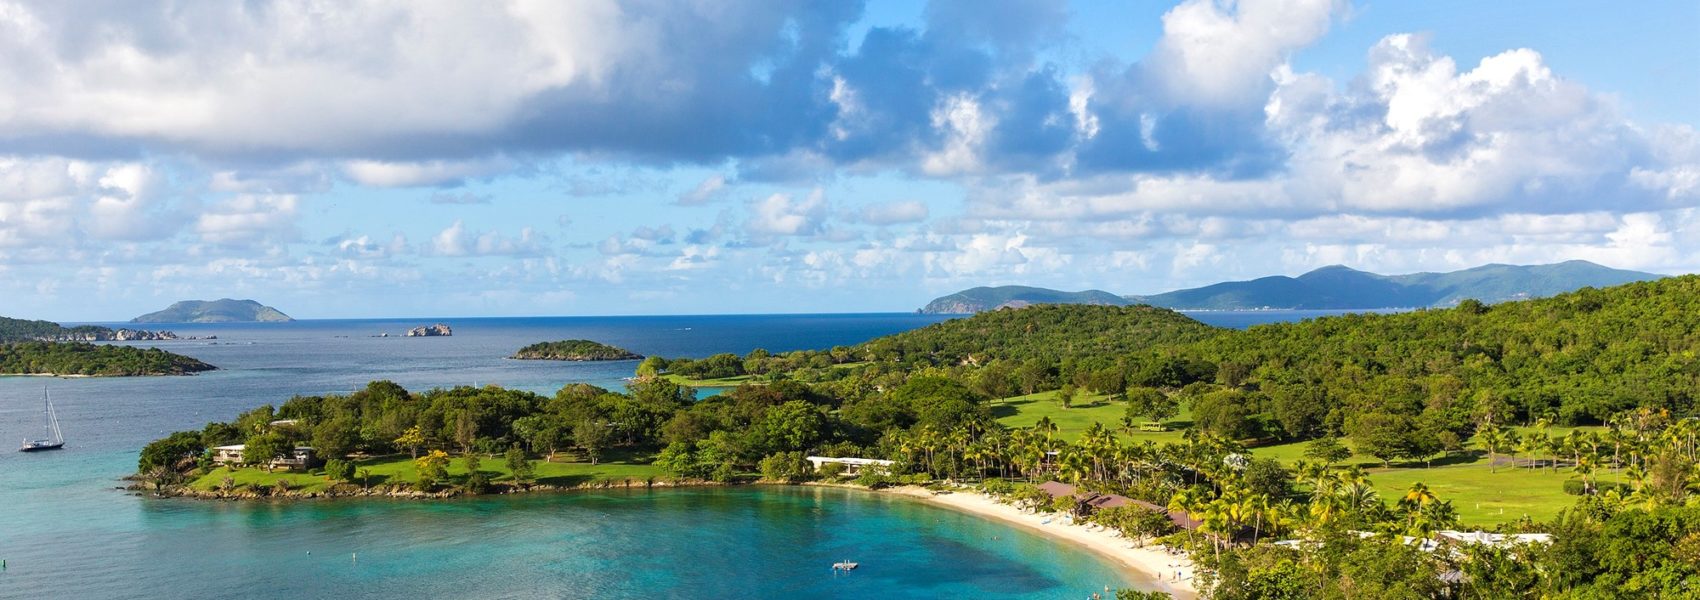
[1480,426,1507,473]
[1034,416,1058,441]
[1519,431,1548,471]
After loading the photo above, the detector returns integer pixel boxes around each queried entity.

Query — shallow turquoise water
[1,482,1137,598]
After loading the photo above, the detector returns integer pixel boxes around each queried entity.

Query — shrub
[1563,480,1587,495]
[817,462,847,479]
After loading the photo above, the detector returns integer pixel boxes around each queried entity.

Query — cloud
[194,194,300,245]
[746,189,829,237]
[344,158,515,188]
[428,220,547,257]
[676,175,727,206]
[1145,0,1344,108]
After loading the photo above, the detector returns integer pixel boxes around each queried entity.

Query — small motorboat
[832,560,859,572]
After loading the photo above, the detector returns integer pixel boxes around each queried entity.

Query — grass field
[664,373,761,387]
[994,391,1609,526]
[992,390,1190,445]
[190,448,663,494]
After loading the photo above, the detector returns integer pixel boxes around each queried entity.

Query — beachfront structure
[805,456,895,476]
[210,444,319,470]
[1032,481,1201,529]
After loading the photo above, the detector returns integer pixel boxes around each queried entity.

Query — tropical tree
[393,425,426,459]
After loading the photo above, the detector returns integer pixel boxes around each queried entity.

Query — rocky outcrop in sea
[405,323,453,337]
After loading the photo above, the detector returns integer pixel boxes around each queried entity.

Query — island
[1,341,216,376]
[511,340,641,361]
[132,299,293,323]
[406,323,452,337]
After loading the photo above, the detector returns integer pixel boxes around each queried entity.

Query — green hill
[919,285,1131,314]
[1130,260,1658,309]
[920,261,1660,312]
[131,299,293,323]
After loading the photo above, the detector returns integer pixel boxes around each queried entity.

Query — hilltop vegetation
[0,341,215,376]
[512,340,641,361]
[132,299,293,323]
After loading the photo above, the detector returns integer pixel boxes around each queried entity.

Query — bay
[0,310,1338,598]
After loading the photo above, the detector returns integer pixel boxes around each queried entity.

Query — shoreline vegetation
[511,339,642,361]
[138,276,1700,597]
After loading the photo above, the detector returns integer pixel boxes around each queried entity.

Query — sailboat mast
[48,390,63,444]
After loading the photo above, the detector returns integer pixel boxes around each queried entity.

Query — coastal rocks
[405,323,452,337]
[38,328,209,342]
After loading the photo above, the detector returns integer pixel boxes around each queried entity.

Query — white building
[210,444,318,470]
[805,456,895,476]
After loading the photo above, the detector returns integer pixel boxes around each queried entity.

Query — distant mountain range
[919,261,1662,313]
[131,299,294,323]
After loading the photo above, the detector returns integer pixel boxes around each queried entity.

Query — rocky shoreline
[40,328,213,342]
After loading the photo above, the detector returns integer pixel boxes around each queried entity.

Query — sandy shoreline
[884,485,1199,598]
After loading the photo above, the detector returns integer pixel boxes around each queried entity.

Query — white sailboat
[19,388,65,452]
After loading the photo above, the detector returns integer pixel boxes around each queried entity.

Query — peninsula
[132,299,293,323]
[512,340,642,361]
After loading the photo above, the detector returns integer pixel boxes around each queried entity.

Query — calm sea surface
[0,311,1339,598]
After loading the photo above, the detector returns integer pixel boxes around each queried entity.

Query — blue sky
[0,0,1696,320]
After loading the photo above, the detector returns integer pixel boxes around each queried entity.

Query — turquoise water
[2,486,1137,598]
[0,312,1321,598]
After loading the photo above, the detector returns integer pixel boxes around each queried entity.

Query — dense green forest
[511,340,641,361]
[0,341,216,376]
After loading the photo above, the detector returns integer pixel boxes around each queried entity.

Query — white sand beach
[887,486,1199,599]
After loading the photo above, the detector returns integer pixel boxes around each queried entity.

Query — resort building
[805,456,895,476]
[210,444,319,470]
[1034,480,1204,531]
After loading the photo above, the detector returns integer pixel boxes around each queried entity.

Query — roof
[213,444,245,451]
[1036,481,1078,498]
[1131,499,1203,531]
[805,456,894,466]
[1085,494,1133,510]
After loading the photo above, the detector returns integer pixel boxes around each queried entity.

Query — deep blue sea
[0,311,1345,598]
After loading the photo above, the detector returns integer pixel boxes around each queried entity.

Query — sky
[0,0,1697,320]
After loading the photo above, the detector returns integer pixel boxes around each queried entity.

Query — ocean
[0,311,1349,598]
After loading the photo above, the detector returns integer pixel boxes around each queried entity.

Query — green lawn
[1367,462,1622,526]
[664,373,761,387]
[992,390,1189,444]
[992,390,1607,526]
[1249,426,1616,526]
[190,448,663,493]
